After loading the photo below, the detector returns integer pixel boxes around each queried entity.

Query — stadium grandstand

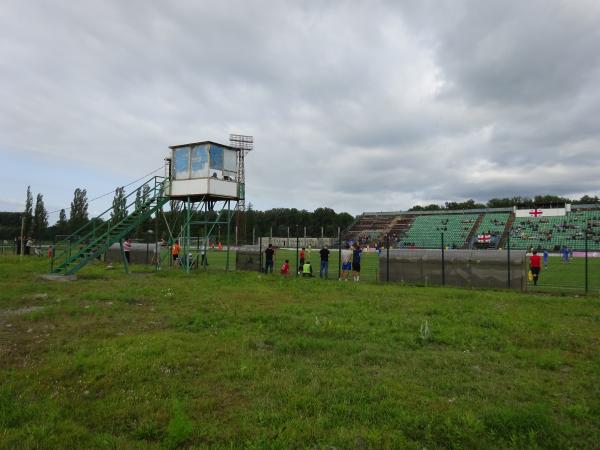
[345,204,600,251]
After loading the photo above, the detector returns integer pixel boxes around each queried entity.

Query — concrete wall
[379,249,527,291]
[236,245,261,272]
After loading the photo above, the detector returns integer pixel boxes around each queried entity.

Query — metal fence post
[296,226,299,277]
[585,231,589,294]
[441,232,445,286]
[259,236,263,273]
[507,233,511,289]
[386,234,390,283]
[338,227,341,280]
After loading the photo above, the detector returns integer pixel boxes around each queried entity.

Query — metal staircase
[498,212,516,249]
[51,176,169,275]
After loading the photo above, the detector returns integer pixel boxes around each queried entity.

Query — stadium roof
[169,141,237,151]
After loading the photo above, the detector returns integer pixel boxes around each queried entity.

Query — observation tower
[50,138,251,275]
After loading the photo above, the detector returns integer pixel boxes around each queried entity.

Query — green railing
[51,176,168,274]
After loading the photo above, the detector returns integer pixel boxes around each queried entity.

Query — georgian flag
[515,207,566,218]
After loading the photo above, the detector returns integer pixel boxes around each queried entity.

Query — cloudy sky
[1,0,600,220]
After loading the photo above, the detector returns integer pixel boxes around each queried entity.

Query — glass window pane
[191,145,209,178]
[223,149,237,177]
[209,145,224,170]
[174,147,190,179]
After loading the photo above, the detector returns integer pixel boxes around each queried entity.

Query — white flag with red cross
[515,207,566,218]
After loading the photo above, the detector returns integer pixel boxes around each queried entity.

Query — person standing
[352,244,362,282]
[543,249,549,268]
[25,237,32,256]
[341,243,352,281]
[562,246,569,263]
[299,247,306,267]
[172,240,181,264]
[319,245,330,279]
[123,238,132,263]
[530,250,542,286]
[264,244,275,273]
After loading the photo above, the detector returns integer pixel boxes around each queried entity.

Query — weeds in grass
[419,320,431,342]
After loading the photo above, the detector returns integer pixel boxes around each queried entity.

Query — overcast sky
[2,0,600,220]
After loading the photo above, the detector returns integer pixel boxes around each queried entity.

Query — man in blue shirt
[543,249,549,268]
[562,246,570,264]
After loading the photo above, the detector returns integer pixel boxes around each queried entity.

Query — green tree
[574,195,600,205]
[23,185,33,237]
[111,186,127,224]
[56,208,68,236]
[69,188,89,231]
[409,204,442,211]
[444,199,486,210]
[134,188,142,210]
[32,193,48,239]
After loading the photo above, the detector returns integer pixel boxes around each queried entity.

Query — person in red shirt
[530,250,542,286]
[280,259,290,275]
[171,241,181,263]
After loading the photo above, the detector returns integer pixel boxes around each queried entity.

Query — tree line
[409,195,599,212]
[0,186,355,242]
[2,187,599,242]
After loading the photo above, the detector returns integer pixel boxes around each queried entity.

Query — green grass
[1,256,600,448]
[528,256,600,293]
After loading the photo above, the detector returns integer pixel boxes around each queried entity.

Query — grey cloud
[1,0,599,216]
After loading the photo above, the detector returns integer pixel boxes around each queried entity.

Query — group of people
[14,237,36,255]
[262,243,364,282]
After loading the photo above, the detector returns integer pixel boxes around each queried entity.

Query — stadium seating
[346,207,600,251]
[343,214,397,245]
[509,209,600,250]
[401,213,479,248]
[472,213,510,247]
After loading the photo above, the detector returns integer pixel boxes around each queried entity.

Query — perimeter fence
[238,231,600,294]
[3,228,599,294]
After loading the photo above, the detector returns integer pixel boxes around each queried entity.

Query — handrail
[53,176,166,262]
[54,194,171,274]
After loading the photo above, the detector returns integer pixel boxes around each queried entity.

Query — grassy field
[1,256,600,449]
